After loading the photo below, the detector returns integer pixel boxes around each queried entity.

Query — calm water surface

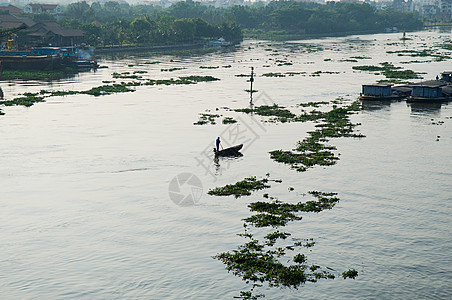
[1,28,451,299]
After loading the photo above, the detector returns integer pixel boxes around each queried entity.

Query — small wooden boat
[214,144,243,157]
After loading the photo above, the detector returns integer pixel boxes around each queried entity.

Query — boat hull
[214,144,243,157]
[359,95,404,101]
[0,55,61,70]
[407,96,451,103]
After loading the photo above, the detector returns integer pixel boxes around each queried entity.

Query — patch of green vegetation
[235,74,250,77]
[384,69,422,80]
[223,117,237,124]
[144,61,160,64]
[386,49,451,61]
[193,113,220,125]
[214,187,356,299]
[377,79,413,84]
[245,191,340,227]
[179,75,220,82]
[298,101,330,107]
[311,71,341,75]
[1,69,75,81]
[352,65,386,72]
[441,41,452,51]
[0,95,45,107]
[112,72,143,79]
[270,100,364,172]
[200,66,219,69]
[277,62,293,66]
[207,176,271,198]
[352,62,422,80]
[84,84,135,96]
[161,67,186,72]
[286,72,306,76]
[342,269,358,279]
[400,60,430,64]
[350,56,371,60]
[223,65,232,68]
[235,104,296,122]
[1,74,220,114]
[262,72,285,77]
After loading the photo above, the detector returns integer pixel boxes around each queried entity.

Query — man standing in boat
[216,137,221,152]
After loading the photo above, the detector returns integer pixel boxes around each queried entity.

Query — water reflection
[361,99,392,111]
[213,154,243,176]
[408,102,444,115]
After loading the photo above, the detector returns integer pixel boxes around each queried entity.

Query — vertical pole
[250,66,254,103]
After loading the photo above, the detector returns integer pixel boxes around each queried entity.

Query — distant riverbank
[95,42,206,54]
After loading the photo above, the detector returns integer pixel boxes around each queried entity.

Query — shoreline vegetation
[30,1,424,51]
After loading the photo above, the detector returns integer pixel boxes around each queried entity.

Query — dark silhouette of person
[216,137,221,151]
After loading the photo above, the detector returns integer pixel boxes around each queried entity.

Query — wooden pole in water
[250,66,254,103]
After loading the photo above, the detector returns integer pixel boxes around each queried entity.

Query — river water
[1,28,451,299]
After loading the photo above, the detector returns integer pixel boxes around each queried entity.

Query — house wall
[362,85,392,97]
[412,86,442,97]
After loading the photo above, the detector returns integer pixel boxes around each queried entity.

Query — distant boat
[214,144,243,157]
[0,53,60,70]
[0,47,98,70]
[206,38,231,47]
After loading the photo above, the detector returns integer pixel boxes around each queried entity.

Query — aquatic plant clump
[0,75,220,114]
[223,117,237,124]
[0,69,75,81]
[352,62,422,80]
[179,76,220,83]
[207,176,271,198]
[214,189,356,299]
[0,95,46,107]
[298,101,330,107]
[112,72,143,79]
[235,104,296,122]
[245,191,340,227]
[193,113,220,125]
[262,72,285,77]
[270,100,364,172]
[161,67,186,72]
